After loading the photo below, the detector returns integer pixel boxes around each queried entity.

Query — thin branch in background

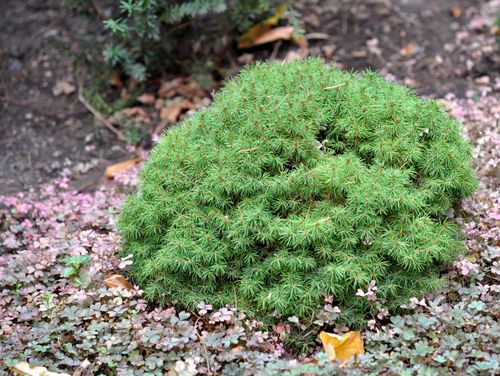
[77,81,125,141]
[270,40,283,60]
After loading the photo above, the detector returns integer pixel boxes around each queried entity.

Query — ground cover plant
[0,94,498,375]
[118,59,478,324]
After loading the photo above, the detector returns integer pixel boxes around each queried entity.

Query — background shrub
[103,0,295,81]
[118,59,477,324]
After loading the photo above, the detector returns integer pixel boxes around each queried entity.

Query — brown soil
[1,0,498,195]
[0,0,131,195]
[302,0,491,97]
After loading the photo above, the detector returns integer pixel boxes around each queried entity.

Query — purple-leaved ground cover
[0,95,499,375]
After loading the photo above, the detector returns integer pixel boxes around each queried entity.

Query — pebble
[8,59,23,72]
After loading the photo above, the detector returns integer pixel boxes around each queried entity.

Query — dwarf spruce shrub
[119,59,477,323]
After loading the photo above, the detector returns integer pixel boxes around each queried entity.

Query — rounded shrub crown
[119,59,477,323]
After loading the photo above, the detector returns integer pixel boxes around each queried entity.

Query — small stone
[8,59,23,72]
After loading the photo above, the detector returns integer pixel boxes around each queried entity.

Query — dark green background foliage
[104,0,293,80]
[119,59,477,322]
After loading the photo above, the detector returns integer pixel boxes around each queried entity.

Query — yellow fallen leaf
[11,361,70,376]
[104,274,135,290]
[450,6,462,18]
[319,331,365,362]
[104,158,141,179]
[263,4,287,26]
[237,5,289,49]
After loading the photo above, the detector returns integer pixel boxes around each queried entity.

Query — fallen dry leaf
[121,107,148,118]
[110,71,124,87]
[70,360,91,376]
[491,26,500,36]
[158,77,184,98]
[238,5,287,49]
[154,98,164,110]
[11,361,70,376]
[322,45,336,58]
[104,158,141,179]
[160,106,183,123]
[137,93,156,106]
[104,274,134,290]
[152,119,169,137]
[450,6,462,18]
[274,322,290,340]
[351,49,368,58]
[52,79,75,96]
[158,78,205,100]
[400,42,417,57]
[239,26,295,49]
[160,98,194,122]
[176,81,205,100]
[284,47,310,62]
[319,331,365,362]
